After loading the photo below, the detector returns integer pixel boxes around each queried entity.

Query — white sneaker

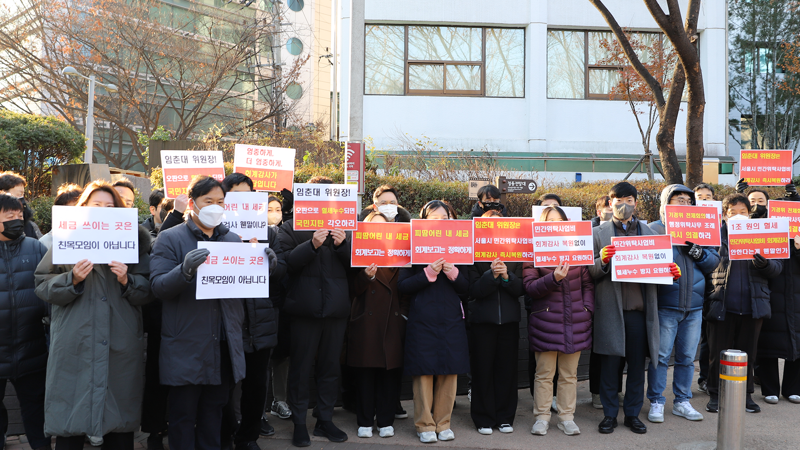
[477,427,492,435]
[592,393,603,409]
[557,420,580,436]
[498,424,513,433]
[417,431,437,443]
[551,396,558,412]
[765,395,779,404]
[357,426,373,438]
[378,426,394,438]
[531,420,549,435]
[437,429,455,441]
[672,401,704,421]
[788,395,800,404]
[88,436,103,447]
[648,402,664,423]
[468,388,472,403]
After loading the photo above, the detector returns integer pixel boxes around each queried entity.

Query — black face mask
[1,219,24,241]
[482,202,502,212]
[750,204,767,219]
[19,198,32,222]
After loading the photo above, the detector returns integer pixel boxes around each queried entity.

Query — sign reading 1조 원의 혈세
[195,241,269,299]
[161,150,225,198]
[292,183,358,231]
[351,222,412,267]
[726,217,790,260]
[739,149,793,186]
[473,217,535,262]
[232,144,296,192]
[222,192,271,242]
[664,205,721,247]
[768,200,800,235]
[610,235,674,285]
[51,206,139,264]
[532,221,594,267]
[411,219,474,265]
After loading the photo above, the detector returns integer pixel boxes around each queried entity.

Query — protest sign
[664,205,721,247]
[697,200,723,217]
[161,150,225,198]
[52,206,139,264]
[351,222,411,267]
[293,183,358,230]
[739,149,793,186]
[196,242,269,299]
[726,218,790,260]
[532,205,583,221]
[233,144,295,192]
[473,217,535,262]
[610,235,674,285]
[411,220,473,265]
[222,192,271,241]
[532,221,594,267]
[768,200,800,235]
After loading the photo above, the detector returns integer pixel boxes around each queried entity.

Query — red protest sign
[768,200,800,235]
[739,150,793,186]
[473,217,535,262]
[727,218,790,260]
[161,150,225,198]
[664,205,721,247]
[233,144,296,192]
[532,221,594,267]
[411,220,473,265]
[610,235,674,285]
[293,183,358,230]
[351,222,411,267]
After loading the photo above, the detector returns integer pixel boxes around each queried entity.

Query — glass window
[408,64,444,91]
[485,28,525,97]
[547,30,585,99]
[408,26,482,62]
[588,31,614,65]
[364,25,405,95]
[589,68,621,96]
[445,65,481,91]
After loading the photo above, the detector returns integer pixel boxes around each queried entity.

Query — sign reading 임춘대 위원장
[739,149,793,186]
[161,150,225,198]
[473,217,535,262]
[292,183,358,230]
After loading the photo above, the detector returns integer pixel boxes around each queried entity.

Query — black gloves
[182,248,210,280]
[685,241,703,261]
[753,253,769,269]
[736,178,749,194]
[786,183,800,201]
[265,247,277,275]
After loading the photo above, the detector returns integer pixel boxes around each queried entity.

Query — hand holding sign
[175,194,189,213]
[330,229,346,246]
[554,261,570,282]
[72,259,93,285]
[753,253,769,269]
[183,248,211,280]
[601,245,616,264]
[365,264,378,279]
[109,261,129,286]
[265,247,277,275]
[429,258,445,275]
[312,230,328,249]
[686,241,703,260]
[670,263,682,281]
[442,261,455,274]
[795,235,800,250]
[491,258,508,280]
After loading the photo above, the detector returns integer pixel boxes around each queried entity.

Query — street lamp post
[61,66,118,163]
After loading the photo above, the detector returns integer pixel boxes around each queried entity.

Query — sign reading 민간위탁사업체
[51,206,139,264]
[292,183,358,231]
[532,221,594,267]
[610,235,674,285]
[161,150,225,198]
[195,241,269,299]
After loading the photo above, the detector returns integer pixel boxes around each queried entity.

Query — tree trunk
[685,59,705,188]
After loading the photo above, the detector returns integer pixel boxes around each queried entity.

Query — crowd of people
[0,168,799,450]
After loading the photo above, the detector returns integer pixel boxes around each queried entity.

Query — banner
[610,235,674,285]
[664,205,721,247]
[351,222,411,267]
[768,200,800,235]
[727,218,790,260]
[532,221,594,267]
[739,149,793,186]
[410,220,473,265]
[51,206,139,264]
[473,217,535,262]
[161,150,225,198]
[222,192,271,241]
[196,242,269,299]
[697,200,723,216]
[233,144,295,192]
[293,183,358,230]
[532,205,583,221]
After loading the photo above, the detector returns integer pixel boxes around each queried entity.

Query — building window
[744,47,785,74]
[364,25,525,97]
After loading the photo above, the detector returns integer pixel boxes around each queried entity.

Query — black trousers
[168,344,233,450]
[288,317,348,425]
[234,348,271,444]
[708,313,762,397]
[756,357,800,398]
[599,310,647,418]
[141,331,169,435]
[0,370,48,449]
[469,323,519,428]
[55,432,133,450]
[353,367,402,428]
[698,317,710,383]
[589,351,625,395]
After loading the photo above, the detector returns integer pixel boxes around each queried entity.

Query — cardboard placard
[532,221,594,267]
[697,200,723,217]
[196,242,269,299]
[726,218,790,260]
[233,144,295,192]
[473,217,535,262]
[292,183,358,230]
[610,235,674,285]
[222,192,271,241]
[664,205,721,247]
[768,200,800,235]
[410,219,474,265]
[161,150,225,198]
[351,222,411,267]
[739,149,793,186]
[532,205,583,221]
[51,206,139,264]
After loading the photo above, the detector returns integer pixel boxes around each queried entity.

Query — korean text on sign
[222,192,271,241]
[233,144,296,192]
[768,200,800,235]
[410,220,474,265]
[739,149,793,186]
[351,222,411,267]
[161,150,225,198]
[473,217,535,262]
[726,218,790,261]
[664,205,721,247]
[532,221,594,267]
[196,241,269,299]
[610,235,674,285]
[293,183,357,231]
[52,206,139,264]
[532,205,583,222]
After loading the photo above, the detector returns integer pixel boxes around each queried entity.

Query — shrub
[31,196,55,234]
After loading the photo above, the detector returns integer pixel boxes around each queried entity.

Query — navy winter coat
[760,238,800,360]
[467,262,524,325]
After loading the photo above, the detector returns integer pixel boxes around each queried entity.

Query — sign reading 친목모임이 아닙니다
[351,222,412,267]
[161,150,225,198]
[410,219,474,265]
[195,241,269,299]
[664,205,721,247]
[292,183,358,231]
[473,217,535,262]
[222,192,271,242]
[232,144,295,192]
[727,217,790,261]
[51,206,139,264]
[532,221,594,268]
[611,235,674,285]
[739,149,793,186]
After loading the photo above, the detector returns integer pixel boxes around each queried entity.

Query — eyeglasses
[669,198,692,205]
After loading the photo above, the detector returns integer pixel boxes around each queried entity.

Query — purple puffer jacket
[522,264,595,354]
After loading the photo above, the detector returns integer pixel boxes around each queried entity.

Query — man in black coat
[0,194,50,450]
[357,185,412,223]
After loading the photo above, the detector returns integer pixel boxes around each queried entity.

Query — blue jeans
[647,309,702,405]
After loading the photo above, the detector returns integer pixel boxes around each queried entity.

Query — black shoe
[623,416,647,434]
[146,435,165,450]
[235,442,261,450]
[698,379,708,393]
[395,400,408,419]
[311,407,319,419]
[598,416,618,434]
[313,420,348,442]
[292,425,311,447]
[706,396,719,413]
[746,394,761,413]
[260,414,275,436]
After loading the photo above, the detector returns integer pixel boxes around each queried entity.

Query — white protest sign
[222,192,271,241]
[532,205,583,221]
[610,235,674,285]
[51,206,139,264]
[161,150,225,198]
[698,200,723,217]
[196,241,269,299]
[232,144,296,191]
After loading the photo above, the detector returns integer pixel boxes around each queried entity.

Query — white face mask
[728,214,748,221]
[377,204,398,221]
[194,204,225,228]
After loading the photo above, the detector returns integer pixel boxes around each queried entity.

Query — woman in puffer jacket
[523,205,594,437]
